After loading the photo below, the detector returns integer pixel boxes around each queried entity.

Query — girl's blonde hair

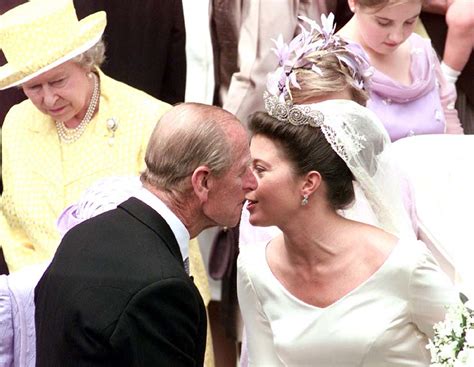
[291,53,369,106]
[356,0,423,12]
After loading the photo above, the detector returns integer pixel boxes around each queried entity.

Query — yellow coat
[0,71,169,271]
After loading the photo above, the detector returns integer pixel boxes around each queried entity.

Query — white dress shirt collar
[133,186,189,261]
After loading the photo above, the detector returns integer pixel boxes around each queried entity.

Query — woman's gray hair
[141,103,236,195]
[72,39,106,70]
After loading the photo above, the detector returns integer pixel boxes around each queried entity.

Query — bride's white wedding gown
[237,239,458,366]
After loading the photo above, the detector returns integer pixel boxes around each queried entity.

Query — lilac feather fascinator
[266,13,374,102]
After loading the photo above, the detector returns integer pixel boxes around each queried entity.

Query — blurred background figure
[74,0,187,105]
[422,0,473,89]
[421,0,474,132]
[182,0,215,104]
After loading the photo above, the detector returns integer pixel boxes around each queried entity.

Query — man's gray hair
[141,103,238,194]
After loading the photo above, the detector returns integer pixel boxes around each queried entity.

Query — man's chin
[223,217,240,229]
[204,215,240,230]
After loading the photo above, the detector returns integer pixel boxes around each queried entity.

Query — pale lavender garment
[365,34,446,142]
[56,204,82,238]
[0,263,48,367]
[240,329,249,367]
[56,176,142,237]
[0,276,14,367]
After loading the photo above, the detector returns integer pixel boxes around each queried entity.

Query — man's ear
[348,0,357,12]
[301,170,322,197]
[191,166,211,203]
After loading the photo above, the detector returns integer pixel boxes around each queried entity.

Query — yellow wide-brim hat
[0,0,106,90]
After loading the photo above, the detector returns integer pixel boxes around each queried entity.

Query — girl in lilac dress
[339,0,463,141]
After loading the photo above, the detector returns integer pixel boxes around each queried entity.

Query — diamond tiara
[263,91,324,128]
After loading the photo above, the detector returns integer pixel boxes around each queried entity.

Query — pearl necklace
[55,73,99,144]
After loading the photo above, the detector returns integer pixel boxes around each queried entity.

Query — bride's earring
[301,194,309,206]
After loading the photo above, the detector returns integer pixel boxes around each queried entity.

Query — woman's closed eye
[376,20,391,27]
[50,78,66,87]
[24,84,42,93]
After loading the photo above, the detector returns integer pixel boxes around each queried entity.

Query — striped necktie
[184,257,190,275]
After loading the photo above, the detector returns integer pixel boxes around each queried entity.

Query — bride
[237,96,459,366]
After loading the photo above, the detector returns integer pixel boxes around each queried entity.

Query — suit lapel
[118,197,184,266]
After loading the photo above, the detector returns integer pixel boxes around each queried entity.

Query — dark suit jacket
[35,198,206,366]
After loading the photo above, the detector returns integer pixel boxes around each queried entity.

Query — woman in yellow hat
[0,0,172,272]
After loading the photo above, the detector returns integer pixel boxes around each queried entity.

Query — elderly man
[34,103,257,366]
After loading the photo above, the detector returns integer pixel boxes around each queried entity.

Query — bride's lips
[246,199,257,211]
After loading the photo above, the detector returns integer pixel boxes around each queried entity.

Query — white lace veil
[264,93,415,239]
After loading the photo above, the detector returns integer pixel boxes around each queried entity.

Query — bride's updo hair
[248,111,355,210]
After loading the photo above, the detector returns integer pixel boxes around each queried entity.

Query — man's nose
[243,167,258,191]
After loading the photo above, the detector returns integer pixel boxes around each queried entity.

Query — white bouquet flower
[427,297,474,367]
